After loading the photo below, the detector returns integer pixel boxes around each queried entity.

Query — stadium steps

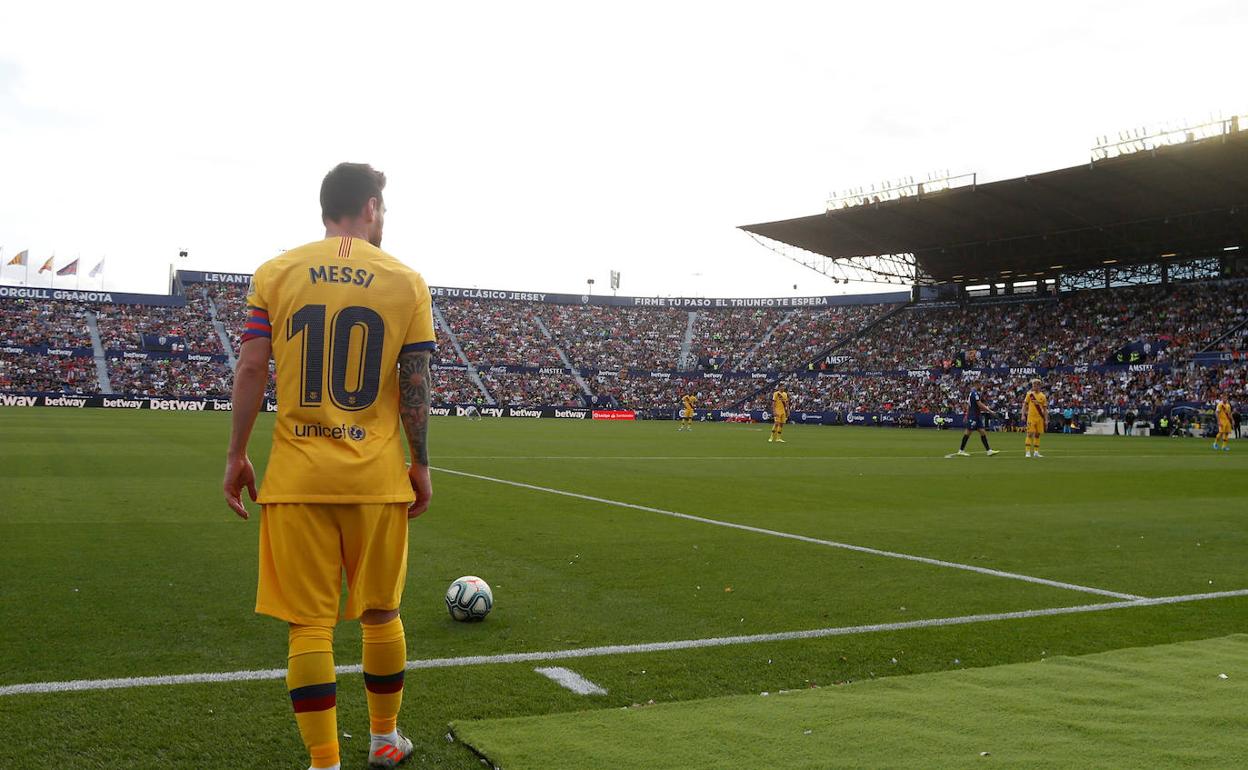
[534,315,592,395]
[736,309,797,371]
[84,310,112,393]
[203,292,237,369]
[431,301,495,404]
[678,311,698,369]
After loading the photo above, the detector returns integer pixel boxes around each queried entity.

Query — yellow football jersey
[772,389,789,413]
[1217,400,1232,423]
[1024,391,1048,422]
[244,236,436,504]
[681,394,696,411]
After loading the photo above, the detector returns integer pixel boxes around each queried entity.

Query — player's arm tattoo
[398,349,432,466]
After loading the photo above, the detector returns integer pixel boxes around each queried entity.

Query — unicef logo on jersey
[292,422,368,441]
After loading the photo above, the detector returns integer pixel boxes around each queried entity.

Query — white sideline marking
[3,589,1246,698]
[432,466,1142,600]
[534,666,608,695]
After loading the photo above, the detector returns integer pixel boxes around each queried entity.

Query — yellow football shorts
[682,408,693,418]
[1027,418,1046,434]
[774,411,787,424]
[256,502,409,626]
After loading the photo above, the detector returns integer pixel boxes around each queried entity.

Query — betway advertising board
[2,394,977,428]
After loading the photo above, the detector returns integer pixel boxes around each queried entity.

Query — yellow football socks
[287,624,338,769]
[362,617,407,736]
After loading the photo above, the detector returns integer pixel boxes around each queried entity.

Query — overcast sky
[1,0,1244,299]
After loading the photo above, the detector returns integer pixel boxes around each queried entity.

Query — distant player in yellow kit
[678,392,697,431]
[769,383,790,443]
[1022,378,1048,458]
[1214,393,1233,451]
[223,163,434,770]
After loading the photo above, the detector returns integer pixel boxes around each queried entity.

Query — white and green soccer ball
[445,575,493,622]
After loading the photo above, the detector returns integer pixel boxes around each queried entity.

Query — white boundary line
[3,589,1245,698]
[432,466,1143,601]
[533,667,608,695]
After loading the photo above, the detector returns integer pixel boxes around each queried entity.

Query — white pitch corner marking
[534,666,608,695]
[432,466,1143,600]
[2,589,1246,698]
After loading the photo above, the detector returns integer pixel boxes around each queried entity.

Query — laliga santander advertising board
[592,409,636,420]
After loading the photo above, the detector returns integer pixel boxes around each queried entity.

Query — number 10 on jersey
[287,303,386,411]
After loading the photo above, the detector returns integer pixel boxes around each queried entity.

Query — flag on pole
[57,258,80,276]
[38,256,55,273]
[89,258,105,277]
[6,249,28,266]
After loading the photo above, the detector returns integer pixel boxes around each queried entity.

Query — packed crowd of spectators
[205,283,250,352]
[0,352,97,393]
[431,367,483,404]
[847,279,1248,371]
[544,305,686,370]
[0,299,92,349]
[438,298,563,367]
[753,304,895,371]
[689,309,786,370]
[481,371,584,407]
[589,373,761,411]
[96,294,223,354]
[106,357,234,397]
[3,278,1245,412]
[738,362,1247,419]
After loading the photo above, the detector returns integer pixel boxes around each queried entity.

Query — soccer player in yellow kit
[1022,378,1048,458]
[1214,393,1233,451]
[769,383,790,443]
[223,163,434,770]
[678,392,697,431]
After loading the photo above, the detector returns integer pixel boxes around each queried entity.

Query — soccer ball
[445,575,493,622]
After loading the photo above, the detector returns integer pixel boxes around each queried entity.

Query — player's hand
[408,464,432,519]
[223,454,258,520]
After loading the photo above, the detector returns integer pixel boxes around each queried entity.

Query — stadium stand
[2,273,1245,422]
[543,305,687,371]
[204,282,249,352]
[107,357,234,397]
[846,280,1248,371]
[0,352,97,393]
[751,304,893,372]
[689,308,786,370]
[481,371,584,407]
[0,299,92,349]
[96,295,222,353]
[439,298,564,368]
[432,367,483,405]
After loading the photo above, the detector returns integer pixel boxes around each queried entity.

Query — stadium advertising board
[0,393,279,411]
[106,350,231,363]
[429,285,909,309]
[592,409,636,420]
[1191,350,1248,365]
[175,270,909,308]
[176,271,253,286]
[0,286,186,307]
[2,345,94,358]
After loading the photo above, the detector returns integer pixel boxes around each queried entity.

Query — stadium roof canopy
[740,129,1248,285]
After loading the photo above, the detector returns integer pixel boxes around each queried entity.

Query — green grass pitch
[0,409,1245,768]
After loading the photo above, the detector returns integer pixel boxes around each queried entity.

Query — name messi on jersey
[309,265,376,288]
